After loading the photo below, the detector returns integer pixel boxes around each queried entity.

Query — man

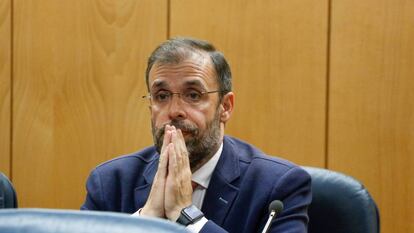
[81,37,312,233]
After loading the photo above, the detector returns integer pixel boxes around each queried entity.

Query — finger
[158,141,169,172]
[168,143,177,179]
[175,129,192,191]
[166,124,172,133]
[177,129,190,168]
[160,125,172,153]
[171,129,184,171]
[157,131,171,178]
[177,129,188,156]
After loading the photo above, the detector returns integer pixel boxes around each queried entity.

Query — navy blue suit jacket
[81,136,312,233]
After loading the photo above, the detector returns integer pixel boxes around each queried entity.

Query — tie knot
[191,181,198,190]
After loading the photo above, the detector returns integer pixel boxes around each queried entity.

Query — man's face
[148,54,223,169]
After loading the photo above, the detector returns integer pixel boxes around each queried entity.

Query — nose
[167,94,187,120]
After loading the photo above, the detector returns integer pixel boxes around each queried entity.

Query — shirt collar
[191,142,223,189]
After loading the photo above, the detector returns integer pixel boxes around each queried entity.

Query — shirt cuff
[185,217,208,233]
[131,208,142,217]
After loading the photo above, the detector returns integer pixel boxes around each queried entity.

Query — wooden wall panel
[170,0,328,166]
[13,0,167,208]
[329,1,414,233]
[0,0,10,178]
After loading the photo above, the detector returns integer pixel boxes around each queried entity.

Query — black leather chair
[303,167,380,233]
[0,172,17,208]
[0,208,188,233]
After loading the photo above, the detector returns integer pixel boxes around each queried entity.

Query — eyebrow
[151,80,168,90]
[183,80,207,90]
[150,79,209,91]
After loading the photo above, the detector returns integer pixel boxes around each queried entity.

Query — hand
[141,125,173,218]
[164,127,193,221]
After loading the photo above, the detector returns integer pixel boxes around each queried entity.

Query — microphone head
[269,200,284,215]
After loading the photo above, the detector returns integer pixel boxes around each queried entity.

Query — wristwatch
[176,205,204,226]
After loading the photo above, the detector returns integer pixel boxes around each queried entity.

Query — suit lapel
[134,154,158,210]
[202,137,240,226]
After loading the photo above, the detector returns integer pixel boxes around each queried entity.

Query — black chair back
[0,172,17,208]
[303,167,380,233]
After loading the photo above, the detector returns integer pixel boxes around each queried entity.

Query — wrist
[141,206,163,218]
[166,201,192,221]
[166,207,182,221]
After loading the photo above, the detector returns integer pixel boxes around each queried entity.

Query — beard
[152,111,221,170]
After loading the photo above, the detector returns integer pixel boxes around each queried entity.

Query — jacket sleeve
[200,166,312,233]
[265,166,312,233]
[80,168,105,211]
[199,220,229,233]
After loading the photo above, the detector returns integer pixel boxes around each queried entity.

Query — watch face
[185,205,203,219]
[177,205,204,226]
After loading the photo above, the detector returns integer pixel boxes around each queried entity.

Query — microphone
[261,200,284,233]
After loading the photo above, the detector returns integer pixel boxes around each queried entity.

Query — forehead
[148,54,218,90]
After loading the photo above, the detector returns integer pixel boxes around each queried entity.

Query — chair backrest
[303,167,380,233]
[0,172,17,208]
[0,208,188,233]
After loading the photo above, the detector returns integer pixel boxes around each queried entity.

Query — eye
[153,91,171,102]
[184,90,203,102]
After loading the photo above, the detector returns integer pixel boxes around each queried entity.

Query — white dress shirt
[191,142,223,209]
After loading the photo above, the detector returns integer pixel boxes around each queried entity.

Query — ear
[219,92,235,123]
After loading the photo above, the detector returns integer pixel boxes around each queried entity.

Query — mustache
[157,120,199,137]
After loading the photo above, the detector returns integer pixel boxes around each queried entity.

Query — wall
[12,0,166,208]
[0,0,412,232]
[329,1,414,232]
[170,0,328,167]
[0,0,10,178]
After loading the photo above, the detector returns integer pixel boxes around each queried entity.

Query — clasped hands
[141,125,193,221]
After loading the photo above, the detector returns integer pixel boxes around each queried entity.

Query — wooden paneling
[329,1,414,233]
[13,0,167,208]
[170,0,328,166]
[0,0,10,177]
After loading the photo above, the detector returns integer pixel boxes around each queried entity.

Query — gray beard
[152,112,221,170]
